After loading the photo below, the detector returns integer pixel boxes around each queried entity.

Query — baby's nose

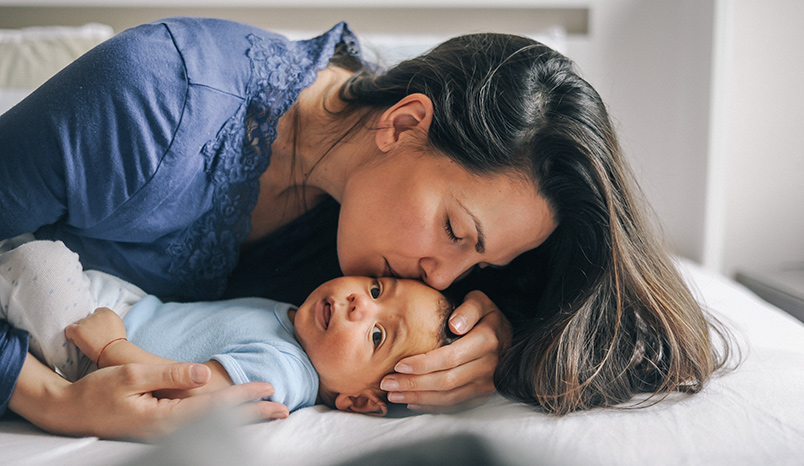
[347,294,377,321]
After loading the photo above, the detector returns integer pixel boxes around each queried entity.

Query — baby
[0,237,456,416]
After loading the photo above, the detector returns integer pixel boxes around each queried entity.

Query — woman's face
[337,151,557,290]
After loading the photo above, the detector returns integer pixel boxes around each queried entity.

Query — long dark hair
[336,33,732,414]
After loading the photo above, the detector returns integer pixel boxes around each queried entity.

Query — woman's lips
[383,258,400,278]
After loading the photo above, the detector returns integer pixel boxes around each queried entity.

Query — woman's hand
[379,290,512,412]
[9,353,288,440]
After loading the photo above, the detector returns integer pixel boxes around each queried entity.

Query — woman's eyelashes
[444,217,461,243]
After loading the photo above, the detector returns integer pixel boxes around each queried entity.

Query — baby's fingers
[194,383,288,424]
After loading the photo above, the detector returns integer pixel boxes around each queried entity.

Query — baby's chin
[295,292,319,318]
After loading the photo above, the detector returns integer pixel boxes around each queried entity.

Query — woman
[0,17,727,437]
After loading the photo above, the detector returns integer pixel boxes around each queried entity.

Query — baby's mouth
[322,299,332,330]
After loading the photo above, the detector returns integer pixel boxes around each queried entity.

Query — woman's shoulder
[133,17,362,100]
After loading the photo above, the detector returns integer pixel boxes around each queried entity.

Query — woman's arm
[0,320,28,416]
[66,308,235,398]
[8,353,283,439]
[380,291,511,412]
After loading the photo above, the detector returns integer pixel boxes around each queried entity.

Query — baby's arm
[65,308,233,398]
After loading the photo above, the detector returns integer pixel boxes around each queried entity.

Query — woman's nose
[419,257,471,291]
[346,294,377,321]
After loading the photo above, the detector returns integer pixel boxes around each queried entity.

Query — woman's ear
[334,390,389,417]
[375,93,434,153]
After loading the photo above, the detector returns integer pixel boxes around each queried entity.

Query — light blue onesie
[125,295,318,412]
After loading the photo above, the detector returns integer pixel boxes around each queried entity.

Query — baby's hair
[435,295,461,347]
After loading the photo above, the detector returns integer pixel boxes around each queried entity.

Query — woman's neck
[276,67,377,203]
[246,67,376,243]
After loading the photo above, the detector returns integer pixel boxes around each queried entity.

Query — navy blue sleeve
[0,21,187,241]
[0,321,29,416]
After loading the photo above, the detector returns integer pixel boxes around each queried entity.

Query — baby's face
[292,277,447,396]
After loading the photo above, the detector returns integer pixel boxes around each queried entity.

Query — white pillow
[280,27,567,69]
[363,27,568,68]
[0,23,114,115]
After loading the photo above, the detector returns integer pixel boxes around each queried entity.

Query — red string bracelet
[96,337,127,367]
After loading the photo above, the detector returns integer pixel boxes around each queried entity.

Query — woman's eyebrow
[456,198,486,254]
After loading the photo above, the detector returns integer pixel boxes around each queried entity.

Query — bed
[2,24,804,466]
[1,257,803,466]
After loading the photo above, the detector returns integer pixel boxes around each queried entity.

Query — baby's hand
[65,307,127,364]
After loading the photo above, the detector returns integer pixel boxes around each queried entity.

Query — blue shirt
[0,17,360,416]
[0,17,360,302]
[124,296,318,412]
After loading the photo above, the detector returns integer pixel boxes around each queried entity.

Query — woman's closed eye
[444,217,461,243]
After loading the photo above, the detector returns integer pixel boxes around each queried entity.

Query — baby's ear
[334,390,388,417]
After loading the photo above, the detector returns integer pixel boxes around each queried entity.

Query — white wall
[565,0,716,264]
[568,0,804,279]
[712,0,804,276]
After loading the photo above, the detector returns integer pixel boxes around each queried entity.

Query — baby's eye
[371,325,384,348]
[370,282,381,299]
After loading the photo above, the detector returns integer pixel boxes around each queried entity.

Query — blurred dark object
[333,432,511,466]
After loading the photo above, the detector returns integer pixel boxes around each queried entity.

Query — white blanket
[2,258,804,466]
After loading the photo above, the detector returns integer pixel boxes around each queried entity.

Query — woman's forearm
[9,352,278,439]
[8,353,77,435]
[0,321,28,416]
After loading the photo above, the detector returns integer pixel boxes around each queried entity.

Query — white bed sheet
[2,258,804,466]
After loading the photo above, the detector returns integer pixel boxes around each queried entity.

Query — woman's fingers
[147,376,281,439]
[377,291,512,410]
[391,322,497,376]
[249,400,290,421]
[406,384,493,414]
[181,382,286,423]
[389,297,506,377]
[128,362,213,393]
[114,364,280,435]
[196,381,277,411]
[16,359,282,440]
[381,353,497,405]
[448,290,495,335]
[449,291,512,350]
